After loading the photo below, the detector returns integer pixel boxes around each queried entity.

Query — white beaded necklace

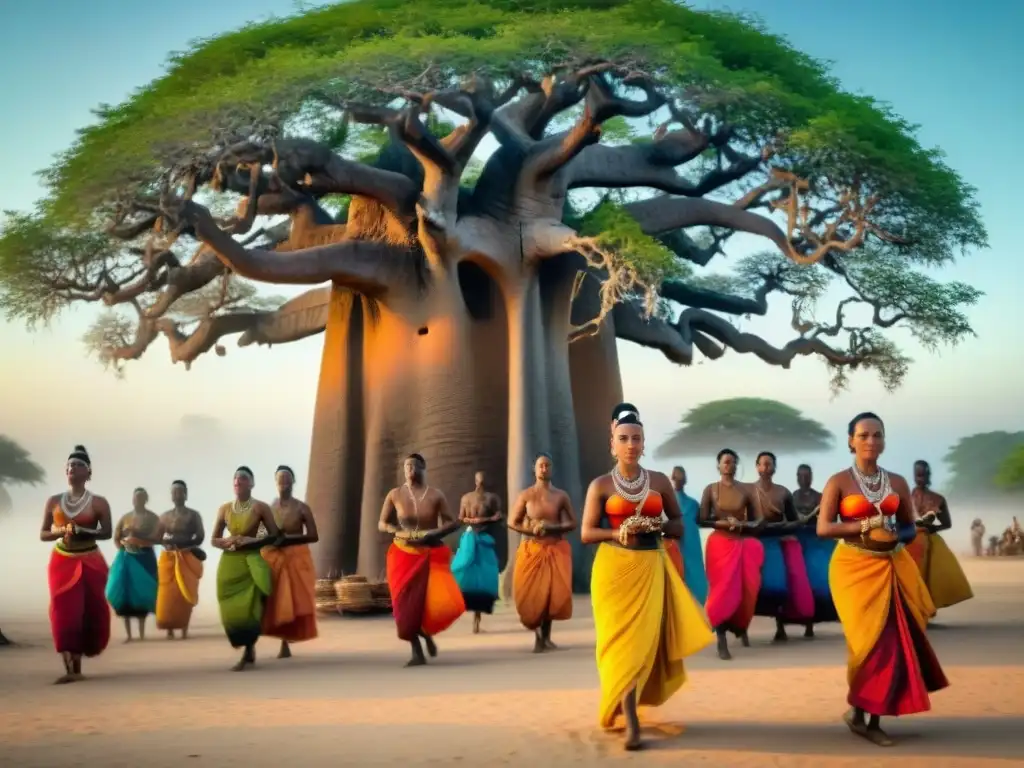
[59,490,92,519]
[611,466,650,504]
[851,465,891,506]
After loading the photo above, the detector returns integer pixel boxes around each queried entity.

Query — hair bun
[611,402,640,421]
[73,444,88,454]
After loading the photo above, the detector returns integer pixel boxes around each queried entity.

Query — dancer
[970,519,985,557]
[107,487,160,642]
[818,412,948,747]
[156,480,205,640]
[379,454,465,666]
[907,460,973,611]
[669,466,707,604]
[792,464,837,637]
[211,466,279,671]
[699,449,765,660]
[582,404,713,751]
[38,445,112,683]
[452,470,502,634]
[261,465,319,658]
[751,452,814,642]
[508,453,576,652]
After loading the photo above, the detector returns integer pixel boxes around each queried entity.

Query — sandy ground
[0,558,1022,768]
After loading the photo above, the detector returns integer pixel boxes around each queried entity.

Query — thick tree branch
[238,286,330,347]
[659,273,779,316]
[162,200,414,293]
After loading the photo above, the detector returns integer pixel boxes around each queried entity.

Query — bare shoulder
[647,469,672,493]
[587,473,611,494]
[429,486,449,504]
[255,499,274,514]
[298,500,313,515]
[91,495,111,513]
[823,470,850,489]
[887,472,911,493]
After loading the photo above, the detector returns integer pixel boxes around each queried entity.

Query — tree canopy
[654,397,832,458]
[944,431,1024,499]
[0,436,45,517]
[0,0,986,389]
[995,443,1024,491]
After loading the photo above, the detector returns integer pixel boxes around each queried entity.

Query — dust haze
[2,413,1015,622]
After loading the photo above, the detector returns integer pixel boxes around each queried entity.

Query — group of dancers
[38,405,975,750]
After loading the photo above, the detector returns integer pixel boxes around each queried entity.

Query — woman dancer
[792,464,838,637]
[907,460,973,612]
[699,449,765,660]
[211,467,280,671]
[107,488,161,642]
[582,404,712,751]
[39,445,113,683]
[751,452,814,642]
[818,413,948,746]
[670,466,708,604]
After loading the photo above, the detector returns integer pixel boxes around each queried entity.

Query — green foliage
[0,436,45,487]
[944,432,1024,499]
[654,397,833,459]
[580,200,687,284]
[0,0,987,389]
[28,0,982,262]
[996,445,1024,490]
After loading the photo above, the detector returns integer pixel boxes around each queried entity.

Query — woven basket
[315,578,338,614]
[369,579,392,612]
[336,576,375,613]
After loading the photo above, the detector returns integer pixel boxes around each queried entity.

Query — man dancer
[508,453,576,653]
[752,452,813,643]
[211,467,278,671]
[379,454,465,666]
[108,488,161,642]
[670,465,708,604]
[792,464,835,637]
[452,470,503,634]
[261,465,319,658]
[157,481,206,640]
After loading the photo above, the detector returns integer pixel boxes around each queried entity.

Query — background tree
[0,1,985,589]
[995,444,1024,492]
[0,435,45,518]
[655,397,832,459]
[944,431,1024,500]
[0,436,44,646]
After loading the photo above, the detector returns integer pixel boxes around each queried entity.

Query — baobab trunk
[539,259,590,590]
[307,287,366,578]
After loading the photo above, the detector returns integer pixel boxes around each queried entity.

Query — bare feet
[53,673,77,685]
[123,637,134,644]
[278,641,292,659]
[472,614,482,634]
[739,631,751,648]
[544,638,559,650]
[423,635,437,658]
[405,656,427,668]
[716,634,732,660]
[166,630,175,640]
[804,624,815,639]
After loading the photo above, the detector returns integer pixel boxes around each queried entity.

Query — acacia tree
[944,432,1024,500]
[996,445,1024,491]
[0,1,985,589]
[0,436,44,645]
[655,397,832,459]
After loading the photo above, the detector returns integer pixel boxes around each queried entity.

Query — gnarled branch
[162,200,416,294]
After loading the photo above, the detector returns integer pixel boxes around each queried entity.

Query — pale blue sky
[1,0,1022,524]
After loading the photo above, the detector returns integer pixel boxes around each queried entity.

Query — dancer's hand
[532,520,547,537]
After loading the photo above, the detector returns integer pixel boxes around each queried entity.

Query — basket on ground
[315,578,338,614]
[336,575,375,613]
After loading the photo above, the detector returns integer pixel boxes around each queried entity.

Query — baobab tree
[0,1,985,589]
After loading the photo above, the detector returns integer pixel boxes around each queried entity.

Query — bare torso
[390,485,447,531]
[523,486,569,533]
[792,488,821,519]
[272,497,311,535]
[160,507,204,547]
[704,482,754,522]
[117,509,161,549]
[752,482,792,522]
[911,488,944,518]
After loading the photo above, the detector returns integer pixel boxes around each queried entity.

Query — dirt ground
[0,558,1021,767]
